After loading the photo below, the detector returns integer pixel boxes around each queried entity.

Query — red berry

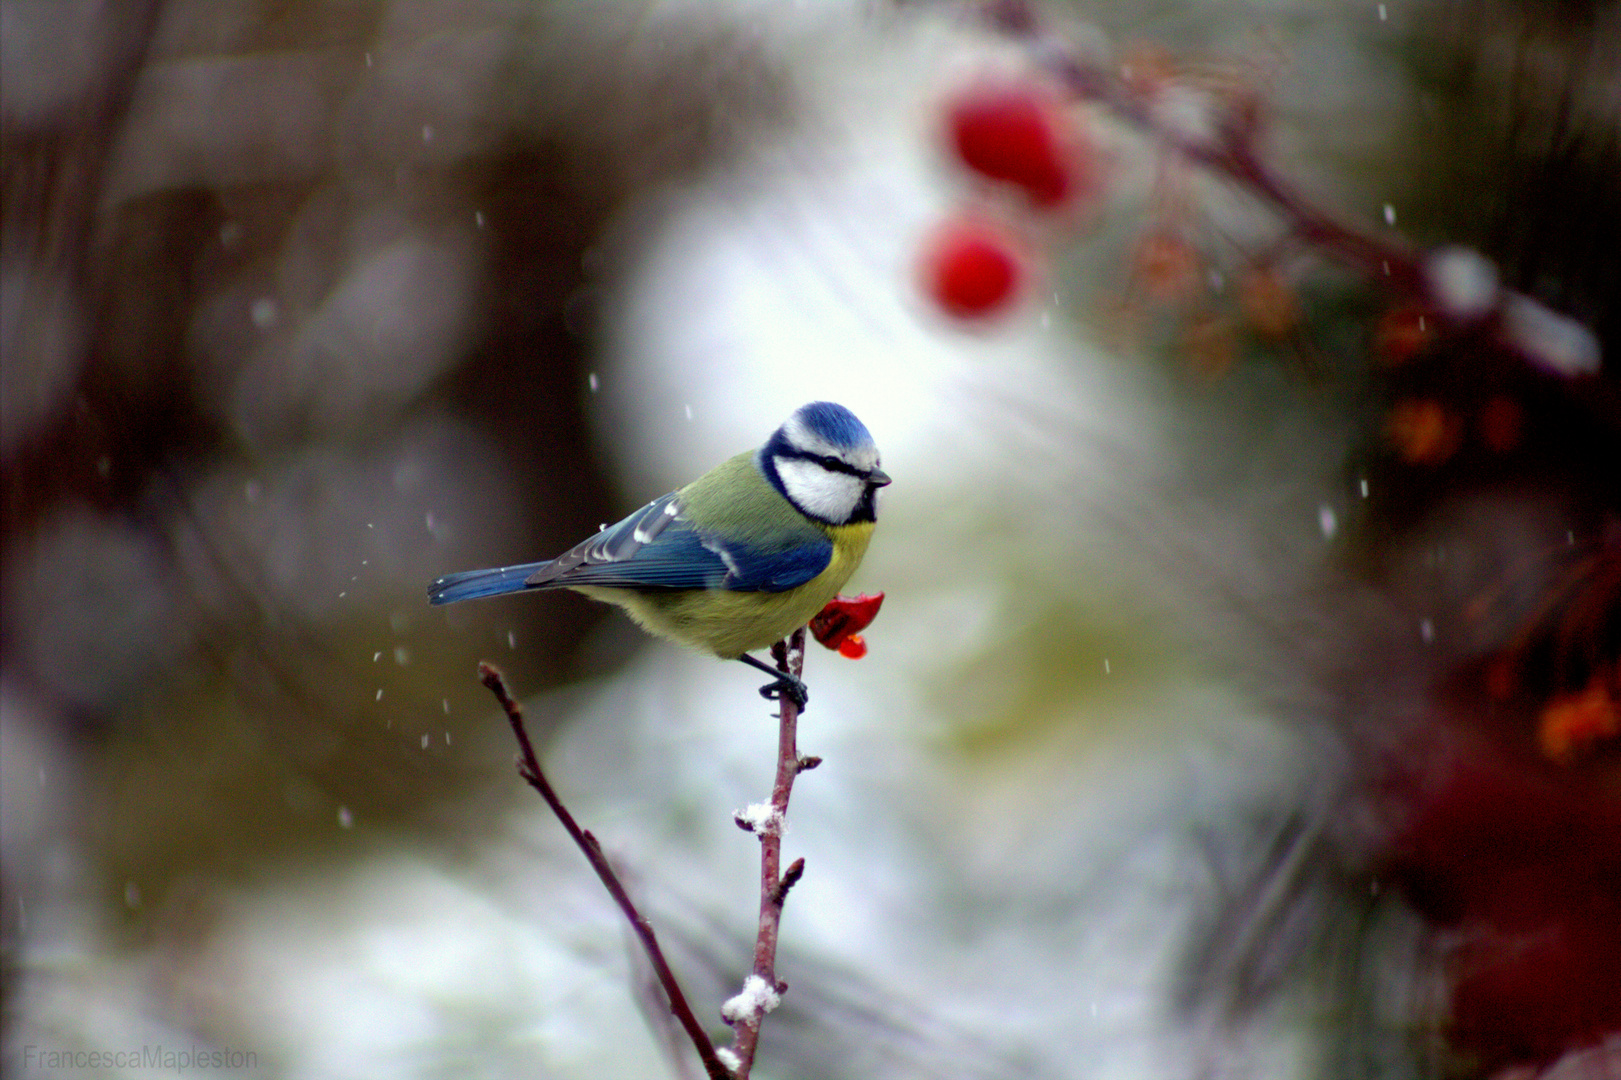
[810,592,885,654]
[949,85,1074,207]
[923,221,1022,320]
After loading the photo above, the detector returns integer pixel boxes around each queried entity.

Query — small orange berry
[1388,398,1461,465]
[1118,44,1180,98]
[1376,304,1435,366]
[1538,677,1619,763]
[1238,267,1298,338]
[1134,231,1200,302]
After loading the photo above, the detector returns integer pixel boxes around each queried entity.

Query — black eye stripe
[821,455,854,474]
[787,450,862,477]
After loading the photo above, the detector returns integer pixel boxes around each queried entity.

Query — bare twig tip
[773,858,807,905]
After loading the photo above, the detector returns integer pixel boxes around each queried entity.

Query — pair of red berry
[923,81,1096,320]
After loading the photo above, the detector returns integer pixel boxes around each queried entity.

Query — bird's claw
[758,674,809,710]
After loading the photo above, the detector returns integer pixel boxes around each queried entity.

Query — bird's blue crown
[788,401,873,453]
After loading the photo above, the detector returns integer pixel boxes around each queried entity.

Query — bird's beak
[867,467,892,487]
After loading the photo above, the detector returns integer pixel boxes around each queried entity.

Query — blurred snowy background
[3,1,1618,1078]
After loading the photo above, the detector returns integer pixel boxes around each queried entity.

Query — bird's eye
[820,455,842,469]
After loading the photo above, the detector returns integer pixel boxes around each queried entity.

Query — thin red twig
[723,628,814,1077]
[476,662,732,1080]
[986,3,1602,382]
[1029,32,1424,292]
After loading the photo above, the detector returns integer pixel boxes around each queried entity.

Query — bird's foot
[739,652,809,711]
[757,672,809,710]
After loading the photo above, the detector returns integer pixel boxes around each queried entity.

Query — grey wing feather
[524,491,685,587]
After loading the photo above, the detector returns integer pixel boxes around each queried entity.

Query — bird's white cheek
[776,458,861,522]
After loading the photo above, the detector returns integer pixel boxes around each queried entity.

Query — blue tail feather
[427,562,552,605]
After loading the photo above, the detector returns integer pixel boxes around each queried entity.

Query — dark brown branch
[476,662,732,1080]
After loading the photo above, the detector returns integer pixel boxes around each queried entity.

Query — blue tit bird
[428,401,889,707]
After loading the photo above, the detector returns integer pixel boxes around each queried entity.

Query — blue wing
[428,492,831,605]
